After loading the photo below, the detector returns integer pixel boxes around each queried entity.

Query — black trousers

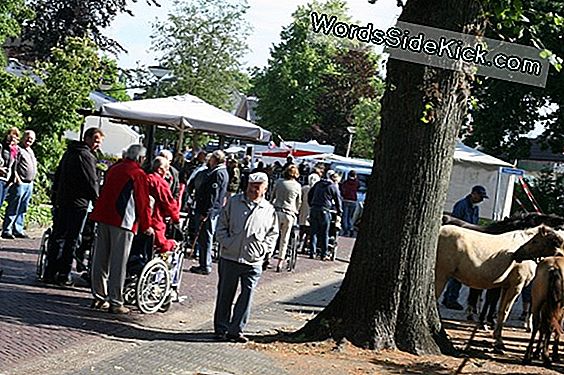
[44,206,89,280]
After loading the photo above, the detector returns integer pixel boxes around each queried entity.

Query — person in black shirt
[44,128,105,286]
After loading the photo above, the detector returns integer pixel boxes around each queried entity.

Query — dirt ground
[250,319,564,375]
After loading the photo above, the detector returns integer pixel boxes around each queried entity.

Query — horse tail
[547,266,564,336]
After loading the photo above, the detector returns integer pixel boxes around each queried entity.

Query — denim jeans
[2,182,33,235]
[194,211,218,272]
[214,258,262,335]
[443,278,462,303]
[309,207,331,258]
[0,180,8,208]
[341,201,356,236]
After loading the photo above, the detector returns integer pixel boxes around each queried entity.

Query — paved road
[0,229,355,374]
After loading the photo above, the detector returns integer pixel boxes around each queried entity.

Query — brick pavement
[0,229,355,374]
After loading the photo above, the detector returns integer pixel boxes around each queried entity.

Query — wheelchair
[326,211,340,261]
[123,222,187,314]
[36,227,51,280]
[286,224,300,271]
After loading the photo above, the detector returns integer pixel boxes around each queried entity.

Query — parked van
[332,165,372,203]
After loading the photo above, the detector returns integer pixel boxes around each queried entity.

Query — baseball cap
[472,185,489,199]
[248,172,268,184]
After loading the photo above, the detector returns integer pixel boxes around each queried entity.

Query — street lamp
[345,126,356,158]
[146,65,172,161]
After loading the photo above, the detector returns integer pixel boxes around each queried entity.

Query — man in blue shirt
[442,185,488,310]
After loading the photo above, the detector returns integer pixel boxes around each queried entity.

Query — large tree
[150,0,251,110]
[12,0,159,62]
[463,0,564,160]
[252,0,360,142]
[297,0,491,354]
[313,49,382,155]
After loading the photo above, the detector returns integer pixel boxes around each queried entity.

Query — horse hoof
[478,323,488,331]
[522,357,532,365]
[493,343,505,354]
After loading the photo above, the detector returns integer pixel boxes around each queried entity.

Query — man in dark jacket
[308,170,342,260]
[43,128,105,286]
[190,150,229,275]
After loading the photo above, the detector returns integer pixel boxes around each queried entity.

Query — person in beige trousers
[270,165,302,272]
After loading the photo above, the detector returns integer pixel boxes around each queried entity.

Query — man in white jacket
[213,172,279,343]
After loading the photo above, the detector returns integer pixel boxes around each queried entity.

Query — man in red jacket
[89,144,154,314]
[147,156,180,253]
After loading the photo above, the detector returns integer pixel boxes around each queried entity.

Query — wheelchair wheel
[159,294,173,313]
[123,277,137,306]
[136,258,171,314]
[287,228,299,272]
[36,228,51,279]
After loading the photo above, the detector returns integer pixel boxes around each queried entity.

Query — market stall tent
[447,141,517,220]
[296,141,517,220]
[99,94,272,142]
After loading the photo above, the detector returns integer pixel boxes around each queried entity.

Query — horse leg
[486,288,501,324]
[542,326,551,367]
[523,312,540,364]
[493,286,522,351]
[552,332,560,363]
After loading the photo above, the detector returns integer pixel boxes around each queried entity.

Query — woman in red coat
[147,156,180,253]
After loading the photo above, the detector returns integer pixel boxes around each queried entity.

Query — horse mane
[486,213,564,234]
[442,212,564,235]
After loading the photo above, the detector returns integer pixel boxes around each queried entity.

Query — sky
[106,0,402,71]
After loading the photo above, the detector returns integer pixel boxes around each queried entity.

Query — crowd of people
[0,128,362,341]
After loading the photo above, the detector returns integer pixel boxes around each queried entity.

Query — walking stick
[186,217,206,258]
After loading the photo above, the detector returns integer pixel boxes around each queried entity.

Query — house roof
[524,138,564,162]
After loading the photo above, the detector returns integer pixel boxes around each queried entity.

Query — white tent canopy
[296,141,517,220]
[447,141,517,220]
[99,94,271,142]
[65,116,142,156]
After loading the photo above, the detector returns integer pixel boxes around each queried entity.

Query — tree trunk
[297,0,486,354]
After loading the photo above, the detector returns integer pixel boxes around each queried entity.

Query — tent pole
[219,135,225,150]
[177,125,184,154]
[146,124,156,162]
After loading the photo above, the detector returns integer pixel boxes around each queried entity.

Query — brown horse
[436,225,564,350]
[523,256,564,367]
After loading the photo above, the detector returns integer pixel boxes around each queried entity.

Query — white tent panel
[64,116,141,156]
[445,162,515,220]
[100,94,271,142]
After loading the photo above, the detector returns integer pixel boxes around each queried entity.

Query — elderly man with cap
[213,172,278,343]
[89,144,154,314]
[441,185,489,311]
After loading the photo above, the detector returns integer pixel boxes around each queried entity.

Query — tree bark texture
[298,0,486,354]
